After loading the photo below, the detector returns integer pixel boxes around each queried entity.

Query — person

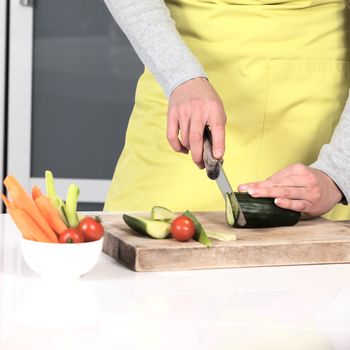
[103,0,350,220]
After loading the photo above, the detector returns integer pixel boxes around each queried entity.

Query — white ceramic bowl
[21,237,103,278]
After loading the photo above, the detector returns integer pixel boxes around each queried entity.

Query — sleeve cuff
[163,71,208,99]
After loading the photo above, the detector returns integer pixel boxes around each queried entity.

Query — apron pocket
[255,58,350,180]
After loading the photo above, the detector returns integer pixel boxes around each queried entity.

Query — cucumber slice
[151,206,177,221]
[65,184,80,228]
[225,193,235,226]
[183,211,211,247]
[207,231,236,242]
[123,214,171,239]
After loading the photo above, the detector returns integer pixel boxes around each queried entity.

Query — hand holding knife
[203,126,247,227]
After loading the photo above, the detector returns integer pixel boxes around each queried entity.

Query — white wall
[0,0,7,208]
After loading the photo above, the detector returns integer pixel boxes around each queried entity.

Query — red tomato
[78,217,104,242]
[59,228,84,244]
[170,215,196,242]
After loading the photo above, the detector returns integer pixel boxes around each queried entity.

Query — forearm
[104,0,207,98]
[311,91,350,203]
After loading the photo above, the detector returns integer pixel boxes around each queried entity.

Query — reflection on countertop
[1,214,350,350]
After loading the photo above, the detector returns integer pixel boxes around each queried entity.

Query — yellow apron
[104,0,350,220]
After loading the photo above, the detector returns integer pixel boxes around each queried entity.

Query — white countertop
[1,213,350,350]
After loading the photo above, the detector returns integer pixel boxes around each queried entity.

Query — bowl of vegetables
[20,235,103,278]
[2,171,105,278]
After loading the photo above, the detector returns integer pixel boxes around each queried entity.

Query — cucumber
[51,196,69,226]
[183,211,211,247]
[65,184,80,228]
[123,214,171,239]
[151,206,177,222]
[45,170,57,199]
[45,170,69,226]
[207,231,236,242]
[225,193,235,226]
[226,192,300,228]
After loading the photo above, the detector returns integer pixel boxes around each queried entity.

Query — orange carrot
[9,207,51,242]
[35,195,67,234]
[2,193,48,242]
[2,193,30,239]
[32,185,42,201]
[8,208,36,241]
[4,175,58,243]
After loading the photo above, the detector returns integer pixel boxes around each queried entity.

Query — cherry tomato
[170,215,196,242]
[78,216,104,242]
[59,228,84,244]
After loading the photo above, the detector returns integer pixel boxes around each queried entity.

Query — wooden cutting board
[100,212,350,272]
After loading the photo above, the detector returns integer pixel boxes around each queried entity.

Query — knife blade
[216,163,247,226]
[203,126,247,227]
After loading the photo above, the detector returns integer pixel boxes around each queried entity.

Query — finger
[238,167,297,191]
[239,174,307,192]
[209,119,226,159]
[167,111,188,154]
[248,186,308,200]
[179,115,191,150]
[265,174,308,188]
[189,115,206,168]
[239,164,308,190]
[274,198,312,213]
[267,163,308,179]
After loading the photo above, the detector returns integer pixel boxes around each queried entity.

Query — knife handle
[203,126,222,180]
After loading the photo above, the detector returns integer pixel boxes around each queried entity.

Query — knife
[203,126,247,227]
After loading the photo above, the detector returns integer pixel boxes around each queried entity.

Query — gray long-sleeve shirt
[104,0,350,203]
